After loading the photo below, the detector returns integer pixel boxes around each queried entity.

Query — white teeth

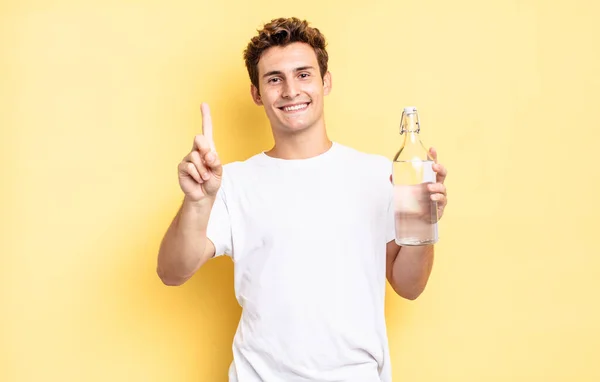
[283,103,308,112]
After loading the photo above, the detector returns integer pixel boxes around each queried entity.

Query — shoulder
[218,151,267,189]
[221,151,265,176]
[334,142,392,172]
[334,144,393,197]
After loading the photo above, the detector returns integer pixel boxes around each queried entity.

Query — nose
[281,80,299,99]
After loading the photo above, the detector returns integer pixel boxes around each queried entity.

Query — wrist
[183,195,215,211]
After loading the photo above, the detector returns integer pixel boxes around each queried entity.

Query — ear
[250,84,263,106]
[323,71,332,96]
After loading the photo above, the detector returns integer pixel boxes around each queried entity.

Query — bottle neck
[395,110,429,162]
[403,131,419,148]
[400,112,421,142]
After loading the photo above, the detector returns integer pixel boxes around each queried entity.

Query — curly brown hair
[243,17,329,89]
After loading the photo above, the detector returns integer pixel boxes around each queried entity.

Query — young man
[157,17,448,382]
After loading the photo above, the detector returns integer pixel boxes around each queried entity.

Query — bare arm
[386,241,434,300]
[157,103,222,286]
[157,197,217,286]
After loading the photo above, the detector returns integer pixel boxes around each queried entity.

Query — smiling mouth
[278,102,310,112]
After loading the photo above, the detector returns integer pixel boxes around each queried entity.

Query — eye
[268,77,281,84]
[299,73,310,79]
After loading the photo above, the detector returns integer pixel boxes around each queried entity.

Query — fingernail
[206,153,214,162]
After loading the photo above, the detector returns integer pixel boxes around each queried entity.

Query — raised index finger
[201,103,216,152]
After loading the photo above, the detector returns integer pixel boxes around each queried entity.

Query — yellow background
[1,0,599,381]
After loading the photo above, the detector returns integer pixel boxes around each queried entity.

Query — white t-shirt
[207,141,396,382]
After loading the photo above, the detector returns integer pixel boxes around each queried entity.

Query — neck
[266,120,332,160]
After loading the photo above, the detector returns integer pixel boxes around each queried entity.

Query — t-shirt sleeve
[381,156,396,244]
[386,188,396,243]
[206,185,233,257]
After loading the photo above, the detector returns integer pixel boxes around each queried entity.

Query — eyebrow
[262,66,316,78]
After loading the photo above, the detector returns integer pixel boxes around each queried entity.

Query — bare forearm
[157,196,215,285]
[390,245,434,300]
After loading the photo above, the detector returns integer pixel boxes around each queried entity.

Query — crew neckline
[257,141,340,166]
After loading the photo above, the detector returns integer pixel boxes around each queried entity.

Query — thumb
[205,150,223,177]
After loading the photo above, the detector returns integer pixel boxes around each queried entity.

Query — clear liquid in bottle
[392,107,439,246]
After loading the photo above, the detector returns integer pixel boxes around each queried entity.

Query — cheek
[265,92,281,106]
[307,86,323,100]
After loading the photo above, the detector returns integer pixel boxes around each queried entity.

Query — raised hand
[177,103,223,202]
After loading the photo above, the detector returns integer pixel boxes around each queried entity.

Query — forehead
[257,42,319,75]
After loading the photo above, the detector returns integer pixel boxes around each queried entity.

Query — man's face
[252,42,332,134]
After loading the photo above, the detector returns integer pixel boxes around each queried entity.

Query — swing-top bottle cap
[403,106,418,114]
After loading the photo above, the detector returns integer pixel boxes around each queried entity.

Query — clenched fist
[178,103,223,202]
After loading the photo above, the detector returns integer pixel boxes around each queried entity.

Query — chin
[279,121,314,133]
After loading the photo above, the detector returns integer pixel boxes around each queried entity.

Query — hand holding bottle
[393,148,448,217]
[177,103,223,203]
[427,147,448,221]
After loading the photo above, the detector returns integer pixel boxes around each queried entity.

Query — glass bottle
[392,106,439,246]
